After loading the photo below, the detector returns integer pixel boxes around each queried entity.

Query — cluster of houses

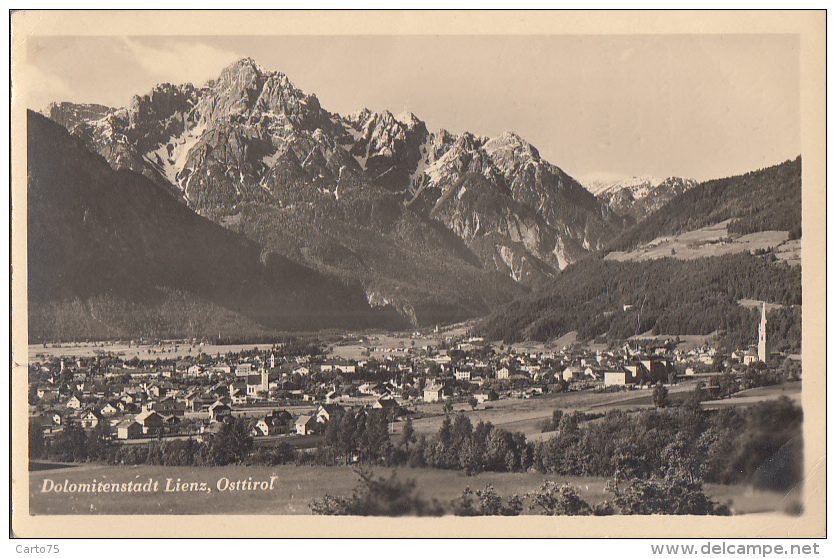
[29,331,777,445]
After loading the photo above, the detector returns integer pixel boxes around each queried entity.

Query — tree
[360,411,392,464]
[29,424,45,459]
[558,412,580,439]
[51,421,88,462]
[653,382,669,408]
[452,414,473,444]
[309,469,445,516]
[88,420,113,461]
[718,369,736,398]
[451,485,522,516]
[438,416,452,446]
[209,417,254,465]
[442,400,454,414]
[542,409,563,433]
[400,417,415,451]
[528,481,592,515]
[468,395,478,410]
[606,470,730,516]
[338,411,359,459]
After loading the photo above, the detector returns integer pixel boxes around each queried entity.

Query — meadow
[604,220,797,264]
[28,341,279,364]
[396,382,701,441]
[28,463,796,516]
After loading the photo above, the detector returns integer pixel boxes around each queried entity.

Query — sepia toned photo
[10,10,826,538]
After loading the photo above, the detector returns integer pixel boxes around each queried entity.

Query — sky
[20,34,800,182]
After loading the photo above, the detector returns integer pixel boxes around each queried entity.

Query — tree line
[32,393,802,495]
[309,468,731,516]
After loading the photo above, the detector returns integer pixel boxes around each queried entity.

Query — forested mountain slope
[606,157,801,253]
[476,253,801,351]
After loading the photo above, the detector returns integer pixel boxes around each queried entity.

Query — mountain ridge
[38,57,802,333]
[42,57,628,320]
[27,109,405,341]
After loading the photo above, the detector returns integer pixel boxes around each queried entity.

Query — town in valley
[29,301,798,451]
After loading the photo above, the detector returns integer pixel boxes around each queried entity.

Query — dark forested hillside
[607,157,801,252]
[475,253,801,350]
[27,110,404,341]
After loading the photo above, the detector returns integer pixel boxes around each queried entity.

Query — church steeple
[758,302,768,363]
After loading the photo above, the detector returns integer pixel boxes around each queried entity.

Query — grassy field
[774,239,801,265]
[395,382,702,442]
[627,331,718,351]
[604,220,797,263]
[29,332,443,364]
[28,341,279,364]
[28,463,798,516]
[701,382,802,410]
[396,379,800,445]
[328,332,441,361]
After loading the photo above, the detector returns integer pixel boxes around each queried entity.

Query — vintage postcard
[10,10,826,538]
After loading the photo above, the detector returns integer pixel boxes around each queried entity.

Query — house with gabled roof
[208,400,232,423]
[100,401,120,416]
[235,363,253,377]
[423,383,450,403]
[135,410,164,434]
[44,409,64,427]
[116,419,142,440]
[454,369,472,381]
[65,393,84,410]
[79,408,104,429]
[315,403,345,424]
[320,359,356,374]
[475,389,499,403]
[372,397,403,419]
[295,414,319,435]
[210,363,232,375]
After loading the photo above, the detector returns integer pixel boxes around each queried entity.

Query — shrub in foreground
[309,469,445,516]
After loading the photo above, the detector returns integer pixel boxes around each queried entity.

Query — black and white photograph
[10,10,826,539]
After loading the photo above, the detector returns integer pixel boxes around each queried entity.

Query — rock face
[27,109,403,340]
[43,57,631,323]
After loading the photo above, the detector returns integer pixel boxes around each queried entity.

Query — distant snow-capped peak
[579,174,672,199]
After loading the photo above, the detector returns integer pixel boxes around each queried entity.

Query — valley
[13,24,817,529]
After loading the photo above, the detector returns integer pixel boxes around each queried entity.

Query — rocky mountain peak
[220,57,265,82]
[453,131,482,152]
[479,132,544,185]
[128,83,197,129]
[44,102,112,133]
[484,131,540,162]
[395,111,422,130]
[346,108,372,126]
[42,58,632,297]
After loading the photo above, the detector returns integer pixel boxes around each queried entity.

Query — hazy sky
[21,34,800,181]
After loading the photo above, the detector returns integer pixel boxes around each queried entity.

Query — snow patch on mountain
[143,123,206,188]
[578,173,663,198]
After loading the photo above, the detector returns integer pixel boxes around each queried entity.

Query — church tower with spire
[758,302,769,363]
